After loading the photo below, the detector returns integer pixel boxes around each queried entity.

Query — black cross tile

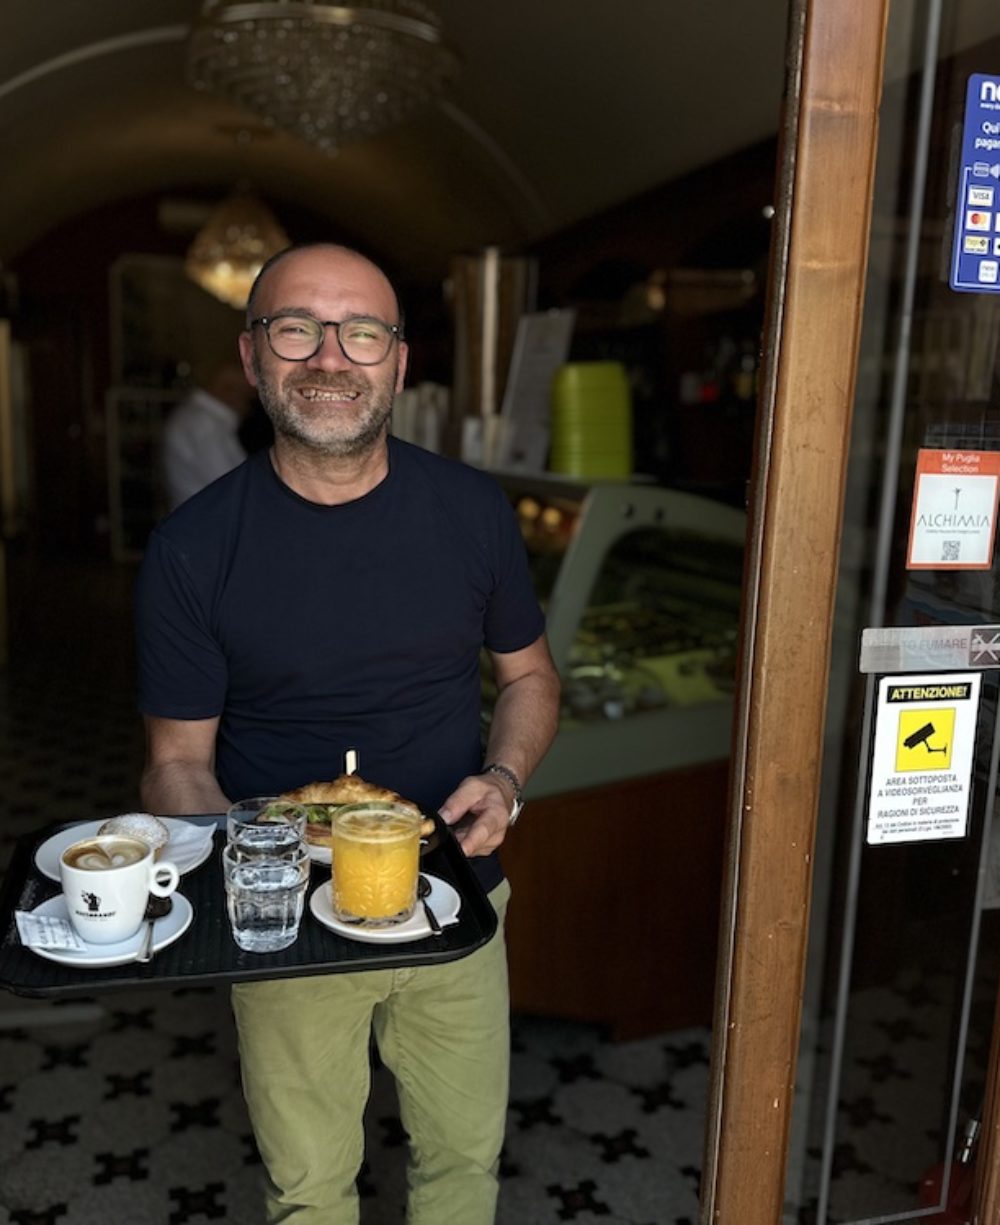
[26,1115,81,1149]
[630,1081,686,1113]
[590,1126,651,1163]
[509,1096,563,1130]
[108,1006,155,1031]
[41,1043,89,1070]
[169,1097,221,1132]
[240,1131,262,1165]
[9,1207,68,1224]
[551,1053,602,1084]
[546,1178,611,1220]
[838,1094,893,1128]
[168,1181,226,1222]
[170,1032,218,1059]
[854,1052,912,1085]
[104,1070,152,1099]
[664,1040,711,1069]
[93,1148,150,1184]
[828,1141,873,1178]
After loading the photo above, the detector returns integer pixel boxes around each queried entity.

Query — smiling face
[239,246,408,459]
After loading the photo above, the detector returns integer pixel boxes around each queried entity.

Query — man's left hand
[438,773,516,857]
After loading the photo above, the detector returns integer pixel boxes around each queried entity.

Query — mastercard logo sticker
[966,209,992,231]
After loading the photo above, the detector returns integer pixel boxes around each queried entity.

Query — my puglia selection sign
[906,448,1000,570]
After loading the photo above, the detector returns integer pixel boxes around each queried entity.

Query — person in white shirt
[162,361,254,509]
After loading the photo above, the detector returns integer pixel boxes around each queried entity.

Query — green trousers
[231,879,511,1224]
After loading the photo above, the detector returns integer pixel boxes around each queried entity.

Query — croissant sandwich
[280,773,427,850]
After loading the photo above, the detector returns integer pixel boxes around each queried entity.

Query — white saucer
[34,818,214,883]
[23,893,193,968]
[309,876,460,943]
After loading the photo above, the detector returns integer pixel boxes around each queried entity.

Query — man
[162,360,255,509]
[134,242,561,1224]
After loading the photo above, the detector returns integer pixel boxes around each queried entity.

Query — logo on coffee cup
[79,890,116,918]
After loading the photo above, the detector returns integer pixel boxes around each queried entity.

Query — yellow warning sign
[895,707,955,771]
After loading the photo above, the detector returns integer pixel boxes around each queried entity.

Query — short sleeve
[481,485,546,654]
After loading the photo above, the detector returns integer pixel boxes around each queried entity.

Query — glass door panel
[786,3,1000,1221]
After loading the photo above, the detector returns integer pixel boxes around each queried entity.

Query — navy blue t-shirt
[134,437,545,890]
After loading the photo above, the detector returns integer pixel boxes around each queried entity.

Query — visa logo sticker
[970,186,995,206]
[967,210,992,231]
[966,235,990,253]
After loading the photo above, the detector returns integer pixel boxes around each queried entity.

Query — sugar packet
[16,911,88,951]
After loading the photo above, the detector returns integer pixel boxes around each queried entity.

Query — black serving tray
[0,814,497,998]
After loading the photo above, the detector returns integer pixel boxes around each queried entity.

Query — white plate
[34,818,215,883]
[23,893,193,968]
[305,841,332,865]
[309,876,461,943]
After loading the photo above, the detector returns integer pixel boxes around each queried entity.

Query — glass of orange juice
[330,802,421,927]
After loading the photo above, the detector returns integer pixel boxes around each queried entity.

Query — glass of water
[226,796,307,858]
[223,842,311,953]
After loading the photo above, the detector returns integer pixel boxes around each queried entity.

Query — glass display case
[489,473,747,797]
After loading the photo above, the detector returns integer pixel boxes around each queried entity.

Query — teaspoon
[417,875,442,936]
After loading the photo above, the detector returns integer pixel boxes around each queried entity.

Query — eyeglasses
[251,313,402,365]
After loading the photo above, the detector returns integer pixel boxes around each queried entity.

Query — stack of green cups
[549,361,632,479]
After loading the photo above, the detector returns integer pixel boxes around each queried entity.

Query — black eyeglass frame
[250,314,404,365]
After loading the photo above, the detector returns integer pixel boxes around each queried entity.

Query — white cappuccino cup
[59,834,180,944]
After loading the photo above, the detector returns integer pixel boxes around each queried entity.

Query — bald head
[245,243,403,332]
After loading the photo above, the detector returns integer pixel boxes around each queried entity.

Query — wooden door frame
[700,1,890,1221]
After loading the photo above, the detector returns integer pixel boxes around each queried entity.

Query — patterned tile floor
[1,557,995,1224]
[0,559,708,1224]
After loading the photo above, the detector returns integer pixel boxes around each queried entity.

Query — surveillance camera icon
[903,721,946,753]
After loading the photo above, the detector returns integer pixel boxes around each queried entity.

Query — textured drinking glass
[330,802,421,927]
[226,797,307,858]
[223,843,311,953]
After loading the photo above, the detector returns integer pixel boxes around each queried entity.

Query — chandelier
[186,1,459,153]
[185,189,290,309]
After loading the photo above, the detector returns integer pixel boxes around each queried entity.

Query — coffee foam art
[75,849,134,870]
[62,837,147,872]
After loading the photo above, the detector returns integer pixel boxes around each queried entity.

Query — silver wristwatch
[482,762,524,825]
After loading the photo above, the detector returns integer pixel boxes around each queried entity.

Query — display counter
[489,473,747,1036]
[489,472,746,797]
